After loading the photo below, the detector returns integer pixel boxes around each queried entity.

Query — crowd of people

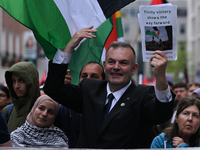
[1,27,200,149]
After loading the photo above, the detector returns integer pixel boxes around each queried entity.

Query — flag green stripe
[68,19,113,85]
[33,32,57,60]
[146,30,158,38]
[116,17,124,38]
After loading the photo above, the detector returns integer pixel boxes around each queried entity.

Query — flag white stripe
[101,47,106,63]
[54,0,106,37]
[117,37,124,42]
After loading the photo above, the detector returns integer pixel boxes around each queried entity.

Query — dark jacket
[44,61,175,149]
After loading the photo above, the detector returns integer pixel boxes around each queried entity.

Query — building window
[180,24,185,34]
[8,32,13,58]
[130,9,139,17]
[15,34,20,58]
[121,8,139,18]
[124,24,130,34]
[177,8,187,17]
[1,29,6,55]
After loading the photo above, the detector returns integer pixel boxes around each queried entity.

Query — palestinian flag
[0,0,135,85]
[146,29,160,39]
[0,0,135,60]
[101,11,124,62]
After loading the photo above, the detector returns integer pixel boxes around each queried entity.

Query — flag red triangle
[151,0,163,5]
[104,14,118,50]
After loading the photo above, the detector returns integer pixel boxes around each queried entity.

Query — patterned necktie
[103,93,114,121]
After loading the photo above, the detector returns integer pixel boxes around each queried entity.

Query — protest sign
[138,3,177,62]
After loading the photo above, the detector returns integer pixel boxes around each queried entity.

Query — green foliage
[166,42,187,82]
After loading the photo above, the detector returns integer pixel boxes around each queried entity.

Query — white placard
[138,4,177,62]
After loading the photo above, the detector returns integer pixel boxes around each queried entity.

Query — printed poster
[138,3,177,62]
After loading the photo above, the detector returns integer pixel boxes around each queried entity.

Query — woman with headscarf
[10,95,68,148]
[192,88,200,100]
[151,96,200,148]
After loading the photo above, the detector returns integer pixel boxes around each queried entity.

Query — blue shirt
[151,133,200,148]
[0,111,10,144]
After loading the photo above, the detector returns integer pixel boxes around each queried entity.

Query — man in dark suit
[44,26,175,148]
[54,61,105,148]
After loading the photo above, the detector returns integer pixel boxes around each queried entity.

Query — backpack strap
[4,103,14,123]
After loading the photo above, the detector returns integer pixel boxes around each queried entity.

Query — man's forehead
[82,63,102,73]
[12,73,19,78]
[174,87,187,91]
[107,47,133,55]
[12,73,23,80]
[106,47,134,60]
[190,85,200,88]
[108,46,132,51]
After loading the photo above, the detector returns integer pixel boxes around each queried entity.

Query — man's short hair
[188,82,200,89]
[79,61,105,80]
[173,82,188,91]
[105,41,136,66]
[167,81,174,88]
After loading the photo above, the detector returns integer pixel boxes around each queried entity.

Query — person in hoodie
[151,96,200,148]
[192,88,200,100]
[2,62,40,133]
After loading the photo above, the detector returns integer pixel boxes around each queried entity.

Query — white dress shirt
[53,49,173,112]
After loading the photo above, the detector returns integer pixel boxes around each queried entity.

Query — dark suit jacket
[44,61,175,149]
[54,105,82,148]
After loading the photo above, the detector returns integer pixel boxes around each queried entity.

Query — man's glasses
[0,94,6,97]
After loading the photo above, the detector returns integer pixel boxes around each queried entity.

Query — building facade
[187,0,200,82]
[0,1,188,84]
[121,0,187,83]
[0,8,46,84]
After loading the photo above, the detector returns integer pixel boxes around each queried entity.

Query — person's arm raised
[63,26,97,54]
[53,26,97,64]
[45,26,97,109]
[150,50,168,91]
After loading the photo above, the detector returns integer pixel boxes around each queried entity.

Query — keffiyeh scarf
[11,121,68,148]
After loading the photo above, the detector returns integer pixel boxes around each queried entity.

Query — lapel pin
[121,103,125,106]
